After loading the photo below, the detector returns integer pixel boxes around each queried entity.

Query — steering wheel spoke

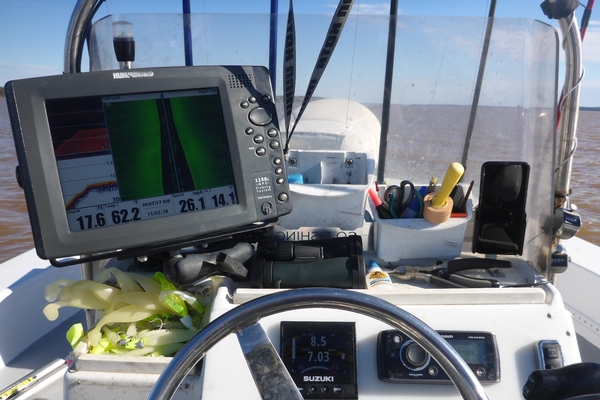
[236,323,304,400]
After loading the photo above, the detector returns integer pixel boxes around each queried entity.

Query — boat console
[2,8,599,400]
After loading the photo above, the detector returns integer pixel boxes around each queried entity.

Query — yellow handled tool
[431,162,465,208]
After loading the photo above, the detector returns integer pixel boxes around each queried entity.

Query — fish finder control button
[249,107,273,126]
[253,134,265,144]
[278,193,289,203]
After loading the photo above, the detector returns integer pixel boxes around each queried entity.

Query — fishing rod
[460,0,497,168]
[580,0,595,40]
[269,0,279,93]
[376,0,399,183]
[183,0,193,66]
[282,0,356,153]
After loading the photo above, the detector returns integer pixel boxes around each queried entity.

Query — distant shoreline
[0,89,598,109]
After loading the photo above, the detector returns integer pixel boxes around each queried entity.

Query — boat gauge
[280,321,358,399]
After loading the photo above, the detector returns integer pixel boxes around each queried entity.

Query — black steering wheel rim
[148,287,489,400]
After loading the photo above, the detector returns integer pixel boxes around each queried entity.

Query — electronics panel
[377,330,500,384]
[5,65,291,261]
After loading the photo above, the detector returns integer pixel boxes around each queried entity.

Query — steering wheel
[148,288,489,400]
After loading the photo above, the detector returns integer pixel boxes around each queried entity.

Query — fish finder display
[47,89,237,233]
[6,65,292,261]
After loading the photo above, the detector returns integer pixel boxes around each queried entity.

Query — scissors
[384,180,415,218]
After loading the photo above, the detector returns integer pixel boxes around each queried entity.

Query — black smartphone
[472,161,530,255]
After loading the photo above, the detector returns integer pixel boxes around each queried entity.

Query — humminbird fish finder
[5,66,292,264]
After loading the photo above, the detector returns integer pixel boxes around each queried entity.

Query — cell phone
[472,161,530,255]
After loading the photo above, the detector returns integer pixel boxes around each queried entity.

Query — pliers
[391,258,513,288]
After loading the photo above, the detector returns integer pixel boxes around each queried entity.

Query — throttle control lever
[523,362,600,400]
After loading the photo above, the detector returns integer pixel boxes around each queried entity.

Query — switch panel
[537,340,564,370]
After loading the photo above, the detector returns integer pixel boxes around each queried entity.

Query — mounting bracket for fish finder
[148,288,489,400]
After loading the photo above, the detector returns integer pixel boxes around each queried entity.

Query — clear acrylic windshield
[89,13,558,268]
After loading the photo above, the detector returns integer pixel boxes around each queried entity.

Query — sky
[0,0,599,106]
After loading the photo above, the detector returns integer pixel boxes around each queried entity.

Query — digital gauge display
[445,338,488,365]
[46,88,237,233]
[280,321,357,399]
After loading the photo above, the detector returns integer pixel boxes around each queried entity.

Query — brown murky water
[0,100,598,264]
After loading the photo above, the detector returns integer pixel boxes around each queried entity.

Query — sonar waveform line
[65,180,119,211]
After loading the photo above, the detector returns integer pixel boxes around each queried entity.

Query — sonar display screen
[46,88,238,233]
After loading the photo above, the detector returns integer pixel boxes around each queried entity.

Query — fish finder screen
[46,88,238,233]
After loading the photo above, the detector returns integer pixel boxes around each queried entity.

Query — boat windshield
[89,12,558,268]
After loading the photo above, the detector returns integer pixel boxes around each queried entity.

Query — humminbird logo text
[303,376,334,382]
[112,71,154,79]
